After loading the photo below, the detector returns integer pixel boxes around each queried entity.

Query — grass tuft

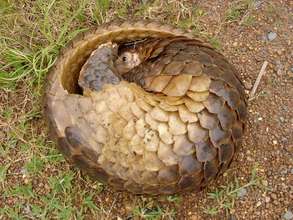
[203,165,267,216]
[132,201,176,220]
[225,0,256,23]
[0,0,88,91]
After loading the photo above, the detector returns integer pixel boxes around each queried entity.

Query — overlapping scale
[47,22,247,195]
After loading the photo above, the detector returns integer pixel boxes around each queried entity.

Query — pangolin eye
[122,56,127,62]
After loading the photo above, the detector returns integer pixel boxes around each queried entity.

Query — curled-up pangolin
[45,20,247,195]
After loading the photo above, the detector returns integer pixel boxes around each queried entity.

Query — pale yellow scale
[83,72,211,183]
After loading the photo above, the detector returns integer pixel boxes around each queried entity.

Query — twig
[249,61,269,100]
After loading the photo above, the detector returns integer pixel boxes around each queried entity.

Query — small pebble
[283,210,293,220]
[265,197,270,203]
[243,80,253,90]
[273,140,278,145]
[256,201,262,207]
[190,215,200,220]
[277,67,283,75]
[271,193,277,200]
[267,31,277,41]
[255,0,263,9]
[281,137,288,144]
[23,204,32,215]
[237,188,247,198]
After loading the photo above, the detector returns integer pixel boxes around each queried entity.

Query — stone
[267,31,277,41]
[237,188,247,198]
[243,80,252,90]
[283,210,293,220]
[256,201,262,207]
[255,0,263,9]
[265,197,270,203]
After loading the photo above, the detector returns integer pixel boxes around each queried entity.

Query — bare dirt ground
[0,0,292,219]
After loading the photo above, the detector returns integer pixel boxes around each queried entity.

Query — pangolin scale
[45,20,247,195]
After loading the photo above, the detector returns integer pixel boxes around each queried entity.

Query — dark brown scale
[198,110,219,130]
[217,104,237,130]
[209,124,231,147]
[203,159,219,182]
[178,173,203,192]
[224,88,241,109]
[179,155,202,175]
[81,147,100,163]
[124,181,143,194]
[143,185,160,195]
[184,61,203,75]
[159,184,178,194]
[203,64,224,80]
[56,137,74,159]
[86,166,109,183]
[220,72,245,95]
[45,20,247,195]
[72,154,92,170]
[200,46,245,98]
[195,140,217,162]
[187,123,209,143]
[192,50,213,66]
[163,61,186,75]
[203,94,225,114]
[158,165,178,183]
[236,100,248,122]
[178,175,196,190]
[231,122,244,140]
[218,141,235,163]
[108,177,126,191]
[209,80,226,94]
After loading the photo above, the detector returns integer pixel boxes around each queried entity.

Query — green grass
[132,197,176,220]
[0,0,88,91]
[225,0,256,23]
[203,165,268,216]
[1,169,103,219]
[242,15,255,26]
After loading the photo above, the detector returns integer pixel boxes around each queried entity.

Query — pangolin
[45,20,247,195]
